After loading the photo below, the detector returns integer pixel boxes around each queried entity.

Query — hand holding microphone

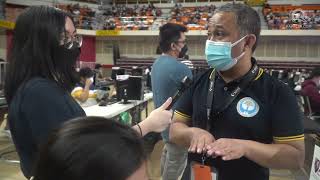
[166,76,192,110]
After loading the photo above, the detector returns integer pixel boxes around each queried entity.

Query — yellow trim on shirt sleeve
[273,134,305,142]
[274,137,305,142]
[174,110,191,122]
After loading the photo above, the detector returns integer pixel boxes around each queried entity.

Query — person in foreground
[169,3,305,180]
[30,116,149,180]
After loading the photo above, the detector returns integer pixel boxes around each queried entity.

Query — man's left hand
[206,138,247,161]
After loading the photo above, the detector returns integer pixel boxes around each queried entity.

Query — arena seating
[5,2,320,31]
[168,4,216,30]
[70,0,99,4]
[57,3,162,30]
[263,4,320,30]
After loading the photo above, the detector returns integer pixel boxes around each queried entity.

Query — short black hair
[79,67,94,78]
[215,3,261,52]
[310,67,320,79]
[159,23,187,53]
[32,116,146,180]
[94,63,102,69]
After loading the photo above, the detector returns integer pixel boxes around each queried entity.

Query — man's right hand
[188,127,215,154]
[85,78,93,86]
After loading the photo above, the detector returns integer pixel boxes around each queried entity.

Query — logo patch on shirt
[237,97,259,117]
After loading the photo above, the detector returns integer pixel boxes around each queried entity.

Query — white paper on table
[116,75,130,81]
[310,144,320,180]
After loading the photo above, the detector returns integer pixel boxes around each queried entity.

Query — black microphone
[166,76,192,110]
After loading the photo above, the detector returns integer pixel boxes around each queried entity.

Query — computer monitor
[131,67,143,76]
[116,76,143,102]
[111,67,125,80]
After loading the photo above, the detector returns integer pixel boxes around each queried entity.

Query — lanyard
[205,63,259,131]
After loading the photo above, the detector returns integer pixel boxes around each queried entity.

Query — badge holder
[190,154,218,180]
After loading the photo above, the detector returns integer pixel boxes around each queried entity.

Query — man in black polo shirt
[169,3,305,180]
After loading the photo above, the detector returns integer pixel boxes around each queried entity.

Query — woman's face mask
[205,35,247,71]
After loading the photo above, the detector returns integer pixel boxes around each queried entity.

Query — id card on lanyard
[190,154,218,180]
[194,62,259,180]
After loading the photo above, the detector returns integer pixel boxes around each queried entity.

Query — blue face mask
[205,35,247,71]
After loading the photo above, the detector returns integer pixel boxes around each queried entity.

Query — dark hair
[79,67,94,78]
[32,116,146,180]
[159,23,187,53]
[215,3,261,52]
[4,6,79,104]
[310,67,320,79]
[94,63,102,69]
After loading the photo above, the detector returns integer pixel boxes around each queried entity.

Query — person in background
[180,54,194,70]
[71,67,96,106]
[94,63,105,82]
[301,67,320,116]
[30,117,150,180]
[151,23,192,180]
[170,3,304,180]
[4,6,173,178]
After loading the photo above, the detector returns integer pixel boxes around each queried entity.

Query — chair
[299,96,320,134]
[302,96,320,120]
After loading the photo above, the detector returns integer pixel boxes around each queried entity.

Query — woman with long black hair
[5,6,84,178]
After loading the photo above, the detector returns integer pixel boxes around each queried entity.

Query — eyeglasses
[62,34,83,50]
[175,40,186,45]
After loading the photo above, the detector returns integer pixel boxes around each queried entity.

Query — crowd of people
[70,0,99,3]
[263,4,320,30]
[168,4,216,30]
[59,3,217,31]
[5,1,320,31]
[58,3,320,31]
[57,3,162,30]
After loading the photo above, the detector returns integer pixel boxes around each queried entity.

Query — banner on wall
[0,20,14,29]
[96,30,120,36]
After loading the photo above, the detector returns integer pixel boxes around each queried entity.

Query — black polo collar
[213,58,263,87]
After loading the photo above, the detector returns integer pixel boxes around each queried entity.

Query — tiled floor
[0,131,24,180]
[0,131,309,180]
